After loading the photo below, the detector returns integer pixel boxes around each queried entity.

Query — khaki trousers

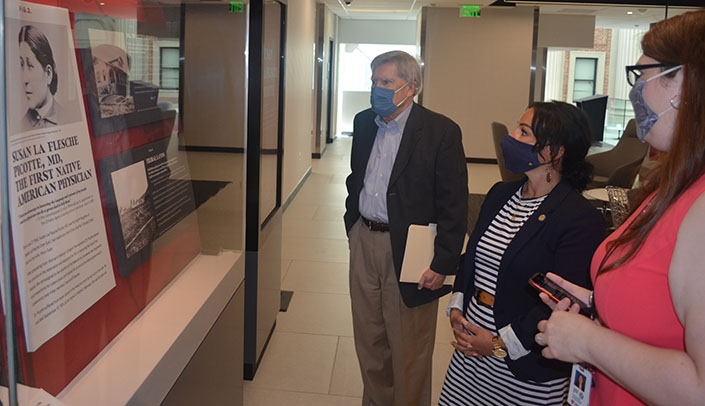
[349,219,438,406]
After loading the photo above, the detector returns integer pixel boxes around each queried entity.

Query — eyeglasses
[625,63,670,87]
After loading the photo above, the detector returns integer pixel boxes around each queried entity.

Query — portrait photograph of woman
[8,20,83,135]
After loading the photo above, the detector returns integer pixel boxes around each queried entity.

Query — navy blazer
[344,103,468,308]
[454,178,605,382]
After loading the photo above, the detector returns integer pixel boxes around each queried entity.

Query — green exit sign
[460,5,481,17]
[229,1,244,13]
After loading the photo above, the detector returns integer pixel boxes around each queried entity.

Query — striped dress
[440,187,568,406]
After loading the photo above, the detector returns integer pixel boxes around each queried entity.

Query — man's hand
[417,268,445,291]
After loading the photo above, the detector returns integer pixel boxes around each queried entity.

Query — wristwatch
[491,336,507,358]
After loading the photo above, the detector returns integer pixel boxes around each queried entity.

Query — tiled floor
[243,136,501,405]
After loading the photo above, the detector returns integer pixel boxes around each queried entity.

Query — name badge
[568,363,592,406]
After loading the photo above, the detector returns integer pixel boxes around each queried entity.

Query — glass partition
[1,0,250,402]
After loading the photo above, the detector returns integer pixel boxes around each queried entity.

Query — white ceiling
[318,0,698,29]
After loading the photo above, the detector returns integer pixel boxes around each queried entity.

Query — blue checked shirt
[359,105,412,223]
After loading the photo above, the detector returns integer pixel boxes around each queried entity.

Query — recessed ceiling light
[627,11,633,15]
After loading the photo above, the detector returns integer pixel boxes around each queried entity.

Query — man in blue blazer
[344,50,468,406]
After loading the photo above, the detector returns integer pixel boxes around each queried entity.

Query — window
[573,57,597,100]
[160,47,179,89]
[566,51,605,104]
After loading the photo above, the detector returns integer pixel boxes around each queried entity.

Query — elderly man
[344,50,468,405]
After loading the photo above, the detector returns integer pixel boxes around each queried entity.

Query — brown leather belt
[475,288,495,308]
[360,216,390,232]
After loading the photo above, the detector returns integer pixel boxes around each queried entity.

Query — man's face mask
[629,65,682,142]
[370,82,410,118]
[500,134,545,174]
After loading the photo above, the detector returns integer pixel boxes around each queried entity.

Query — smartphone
[529,273,593,318]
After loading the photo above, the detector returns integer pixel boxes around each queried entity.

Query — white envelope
[400,223,466,285]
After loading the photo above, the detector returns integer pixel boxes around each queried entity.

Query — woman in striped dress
[440,101,605,405]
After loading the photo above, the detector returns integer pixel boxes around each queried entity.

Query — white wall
[609,28,648,100]
[421,7,535,160]
[338,19,417,45]
[545,49,565,102]
[537,14,595,48]
[312,4,339,155]
[282,0,317,203]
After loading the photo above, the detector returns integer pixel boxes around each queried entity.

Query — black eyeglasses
[625,63,669,87]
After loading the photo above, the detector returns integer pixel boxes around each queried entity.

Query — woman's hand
[538,272,592,310]
[535,298,598,363]
[449,309,493,358]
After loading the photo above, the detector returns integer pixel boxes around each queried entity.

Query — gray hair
[370,50,423,95]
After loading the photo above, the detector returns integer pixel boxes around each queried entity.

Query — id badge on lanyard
[568,363,593,406]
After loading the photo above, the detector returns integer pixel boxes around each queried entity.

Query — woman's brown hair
[599,10,705,274]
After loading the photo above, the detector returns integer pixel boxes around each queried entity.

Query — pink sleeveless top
[589,174,705,405]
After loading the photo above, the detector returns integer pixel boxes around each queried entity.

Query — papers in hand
[400,224,465,285]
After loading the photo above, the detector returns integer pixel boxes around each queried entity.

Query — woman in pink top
[533,9,705,405]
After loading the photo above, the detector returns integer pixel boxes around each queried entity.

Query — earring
[670,95,680,109]
[545,168,552,183]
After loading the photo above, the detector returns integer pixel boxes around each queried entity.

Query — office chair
[586,119,649,189]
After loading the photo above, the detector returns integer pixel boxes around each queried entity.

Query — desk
[587,141,615,156]
[583,188,609,202]
[584,188,613,230]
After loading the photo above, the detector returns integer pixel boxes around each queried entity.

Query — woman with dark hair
[19,25,60,131]
[536,9,705,405]
[439,101,605,405]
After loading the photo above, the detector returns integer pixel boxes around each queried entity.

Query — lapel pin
[538,214,546,222]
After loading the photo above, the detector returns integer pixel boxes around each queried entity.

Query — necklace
[509,200,524,221]
[508,188,548,223]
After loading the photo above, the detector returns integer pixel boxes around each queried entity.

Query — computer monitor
[575,94,608,143]
[130,80,160,111]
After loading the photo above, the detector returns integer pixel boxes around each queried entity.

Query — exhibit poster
[99,137,197,277]
[5,2,115,352]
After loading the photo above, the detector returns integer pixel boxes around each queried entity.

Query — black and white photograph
[78,26,169,136]
[110,161,157,260]
[7,19,83,135]
[91,43,136,118]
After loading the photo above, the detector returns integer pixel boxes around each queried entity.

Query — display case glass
[1,0,250,402]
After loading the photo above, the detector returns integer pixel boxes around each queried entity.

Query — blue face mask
[629,65,682,142]
[500,134,544,174]
[370,82,410,117]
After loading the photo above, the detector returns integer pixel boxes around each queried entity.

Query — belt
[475,288,495,308]
[360,216,390,232]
